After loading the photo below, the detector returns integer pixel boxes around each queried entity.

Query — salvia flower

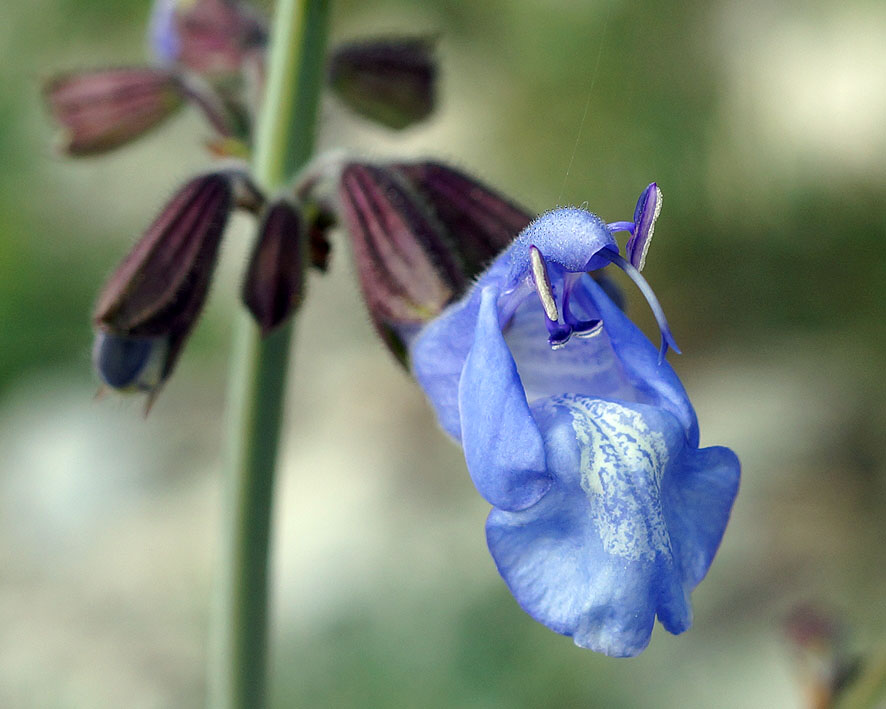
[92,171,248,403]
[409,186,740,656]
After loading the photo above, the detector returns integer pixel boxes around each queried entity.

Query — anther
[529,245,559,323]
[546,321,572,349]
[562,273,603,338]
[626,183,661,271]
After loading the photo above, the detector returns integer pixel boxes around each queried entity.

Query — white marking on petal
[559,395,671,562]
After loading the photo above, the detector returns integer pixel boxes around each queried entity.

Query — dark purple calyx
[339,163,468,361]
[93,171,237,395]
[43,67,187,156]
[328,36,438,130]
[242,200,305,336]
[392,161,533,278]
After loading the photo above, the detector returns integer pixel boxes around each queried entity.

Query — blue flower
[149,0,181,65]
[409,186,740,656]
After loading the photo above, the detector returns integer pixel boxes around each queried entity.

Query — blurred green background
[2,0,885,707]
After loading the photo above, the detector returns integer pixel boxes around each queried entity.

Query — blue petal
[503,277,649,404]
[410,289,482,440]
[663,444,741,589]
[458,287,550,511]
[503,274,699,445]
[410,257,513,440]
[149,0,181,64]
[92,331,166,391]
[577,276,699,444]
[486,395,738,656]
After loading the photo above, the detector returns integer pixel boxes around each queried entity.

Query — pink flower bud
[44,67,186,156]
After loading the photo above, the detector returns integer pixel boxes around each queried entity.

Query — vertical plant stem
[210,2,329,708]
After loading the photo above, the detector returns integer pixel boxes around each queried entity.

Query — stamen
[606,220,635,235]
[600,249,680,362]
[562,273,603,338]
[571,318,603,339]
[546,319,572,350]
[528,245,576,349]
[625,183,661,271]
[529,245,559,322]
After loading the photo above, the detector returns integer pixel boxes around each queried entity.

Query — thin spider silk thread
[557,6,611,205]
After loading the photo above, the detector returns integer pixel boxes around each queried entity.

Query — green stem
[210,2,330,708]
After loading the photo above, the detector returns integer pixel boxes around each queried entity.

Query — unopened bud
[150,0,268,76]
[338,163,467,359]
[242,200,305,335]
[328,37,437,130]
[93,171,238,397]
[44,67,186,156]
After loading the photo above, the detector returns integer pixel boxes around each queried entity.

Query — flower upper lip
[496,212,677,359]
[410,201,699,445]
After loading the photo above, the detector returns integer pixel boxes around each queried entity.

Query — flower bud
[93,171,239,397]
[328,37,437,130]
[43,67,186,156]
[242,200,305,335]
[338,163,467,360]
[150,0,268,76]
